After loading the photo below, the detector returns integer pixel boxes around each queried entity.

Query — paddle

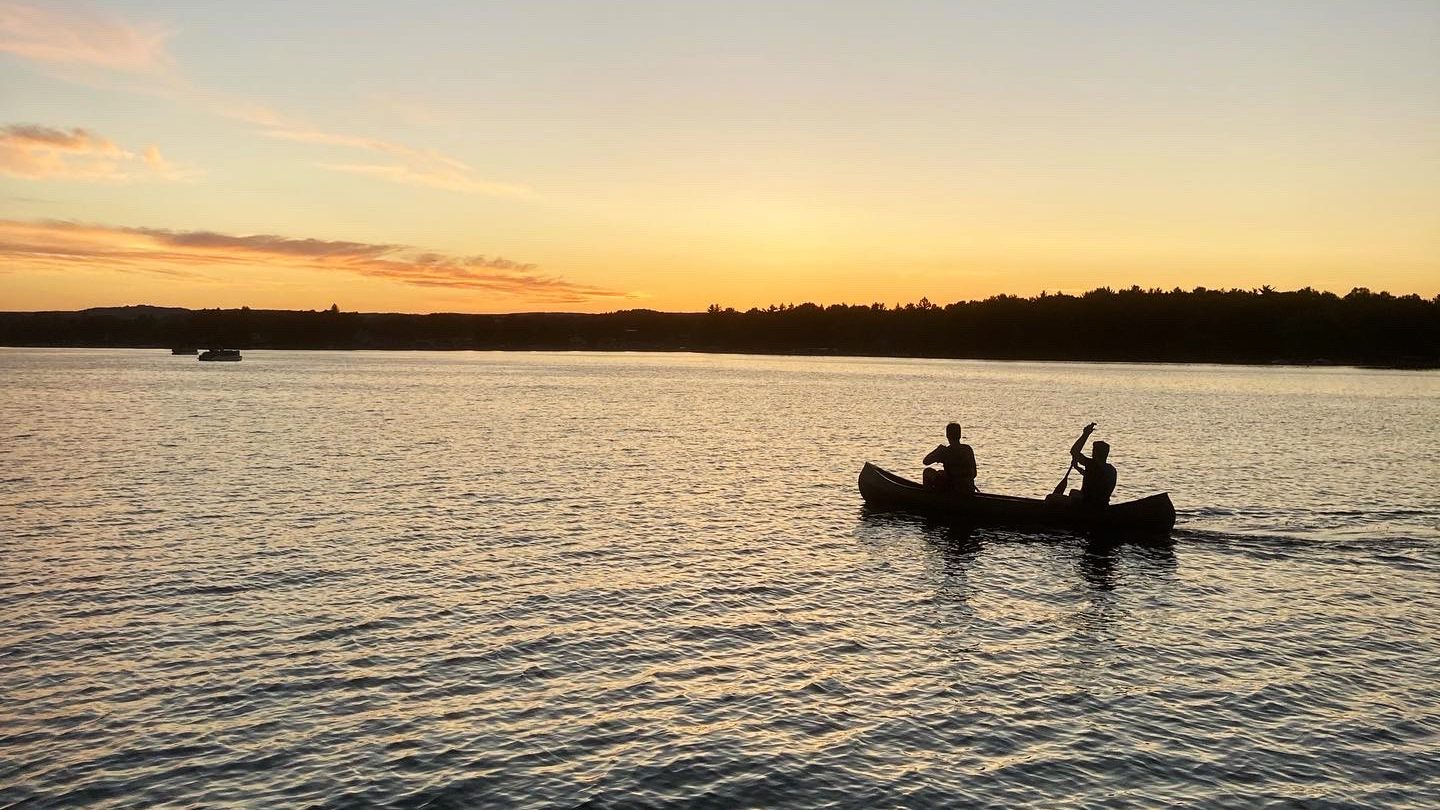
[1052,460,1077,497]
[1053,421,1096,496]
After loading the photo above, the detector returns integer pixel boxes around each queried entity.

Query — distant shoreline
[2,343,1435,371]
[2,286,1437,369]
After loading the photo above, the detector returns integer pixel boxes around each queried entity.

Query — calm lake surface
[3,349,1438,808]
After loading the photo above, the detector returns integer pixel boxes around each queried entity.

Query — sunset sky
[3,1,1437,313]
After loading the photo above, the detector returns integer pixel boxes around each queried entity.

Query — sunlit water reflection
[3,349,1438,807]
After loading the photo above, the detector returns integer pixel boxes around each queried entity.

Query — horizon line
[3,284,1437,317]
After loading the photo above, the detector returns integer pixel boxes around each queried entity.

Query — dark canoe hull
[858,462,1175,534]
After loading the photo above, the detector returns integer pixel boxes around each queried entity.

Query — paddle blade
[1052,471,1070,497]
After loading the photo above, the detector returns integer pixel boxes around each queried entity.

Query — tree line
[1,286,1436,367]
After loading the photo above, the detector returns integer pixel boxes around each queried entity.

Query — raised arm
[923,444,945,465]
[1069,422,1096,469]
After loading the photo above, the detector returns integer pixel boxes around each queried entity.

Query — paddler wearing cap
[1068,422,1117,509]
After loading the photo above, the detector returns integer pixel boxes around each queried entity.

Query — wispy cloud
[2,4,526,197]
[243,116,529,197]
[1,124,123,155]
[214,102,289,129]
[0,219,627,302]
[255,124,455,164]
[0,123,198,181]
[320,163,533,196]
[365,91,447,127]
[0,1,174,75]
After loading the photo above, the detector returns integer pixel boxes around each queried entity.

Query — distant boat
[198,348,242,362]
[170,348,198,355]
[858,462,1175,534]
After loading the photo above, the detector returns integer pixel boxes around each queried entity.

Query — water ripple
[1,350,1438,808]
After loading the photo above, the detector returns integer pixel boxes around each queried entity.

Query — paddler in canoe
[921,422,978,495]
[859,421,1174,532]
[1060,422,1117,509]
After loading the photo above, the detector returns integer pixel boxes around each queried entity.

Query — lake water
[3,349,1438,808]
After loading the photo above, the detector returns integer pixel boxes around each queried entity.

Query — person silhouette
[1068,422,1116,509]
[922,422,977,494]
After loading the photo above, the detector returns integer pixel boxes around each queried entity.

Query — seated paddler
[922,422,977,494]
[1068,422,1117,509]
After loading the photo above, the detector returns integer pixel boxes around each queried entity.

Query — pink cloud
[0,123,124,154]
[2,4,526,197]
[0,219,628,303]
[0,2,174,74]
[0,123,198,181]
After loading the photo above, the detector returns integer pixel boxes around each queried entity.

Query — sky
[2,0,1437,313]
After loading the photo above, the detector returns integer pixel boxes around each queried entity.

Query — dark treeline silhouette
[2,286,1436,367]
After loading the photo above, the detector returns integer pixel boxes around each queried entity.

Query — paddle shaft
[1052,460,1077,496]
[1054,423,1095,496]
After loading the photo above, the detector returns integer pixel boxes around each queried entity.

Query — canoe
[858,462,1175,534]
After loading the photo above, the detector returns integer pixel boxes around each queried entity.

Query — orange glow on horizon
[2,3,1436,314]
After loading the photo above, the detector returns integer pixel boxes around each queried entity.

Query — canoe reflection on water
[856,507,1179,597]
